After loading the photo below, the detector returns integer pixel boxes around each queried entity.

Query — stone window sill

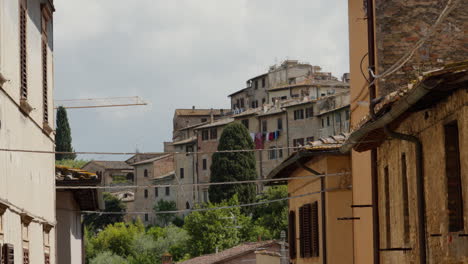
[43,122,53,135]
[20,98,33,115]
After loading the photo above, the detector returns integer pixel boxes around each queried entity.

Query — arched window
[126,173,134,182]
[144,169,148,177]
[186,202,190,209]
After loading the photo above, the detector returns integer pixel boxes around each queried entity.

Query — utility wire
[81,186,346,215]
[56,172,350,190]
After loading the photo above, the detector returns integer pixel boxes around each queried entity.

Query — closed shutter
[311,201,319,257]
[44,253,50,264]
[299,206,305,258]
[288,211,296,259]
[23,249,29,264]
[302,203,312,258]
[19,0,28,99]
[3,243,14,264]
[42,39,48,123]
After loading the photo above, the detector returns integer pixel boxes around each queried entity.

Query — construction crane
[54,96,147,109]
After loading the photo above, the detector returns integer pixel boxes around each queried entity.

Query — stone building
[268,135,353,264]
[173,108,230,139]
[0,0,57,263]
[171,137,198,210]
[347,0,467,263]
[131,154,176,225]
[81,160,134,187]
[229,73,269,111]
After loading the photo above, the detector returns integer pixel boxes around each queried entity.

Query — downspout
[296,159,327,264]
[366,0,381,263]
[384,126,426,264]
[286,111,290,157]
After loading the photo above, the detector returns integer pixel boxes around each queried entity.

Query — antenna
[54,96,147,109]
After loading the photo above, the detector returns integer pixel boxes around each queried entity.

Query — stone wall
[375,0,468,96]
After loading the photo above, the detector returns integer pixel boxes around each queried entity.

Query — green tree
[208,123,257,206]
[154,200,178,227]
[90,251,128,264]
[55,106,76,160]
[252,185,288,239]
[183,196,243,257]
[84,193,126,232]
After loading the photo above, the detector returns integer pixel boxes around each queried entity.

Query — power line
[56,172,350,190]
[81,186,347,215]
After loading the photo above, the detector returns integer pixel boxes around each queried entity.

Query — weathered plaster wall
[56,191,82,264]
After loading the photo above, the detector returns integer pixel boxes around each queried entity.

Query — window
[401,153,410,244]
[186,145,193,153]
[240,98,245,108]
[202,159,207,170]
[289,78,296,84]
[45,253,50,264]
[269,147,277,160]
[278,148,283,159]
[294,109,304,120]
[327,116,330,126]
[201,118,207,123]
[202,130,209,141]
[42,40,48,123]
[210,128,217,140]
[384,166,391,247]
[23,248,29,264]
[262,120,267,133]
[19,0,28,99]
[277,118,283,130]
[444,121,463,232]
[255,80,258,89]
[203,190,209,203]
[289,211,297,259]
[306,137,314,143]
[262,98,266,104]
[345,110,350,120]
[293,138,305,147]
[335,112,341,123]
[155,187,158,197]
[241,119,249,129]
[321,118,324,128]
[144,169,148,177]
[186,202,190,209]
[305,107,314,118]
[3,244,14,264]
[262,78,266,87]
[299,202,319,258]
[144,214,149,222]
[166,187,170,196]
[180,168,184,179]
[144,189,148,198]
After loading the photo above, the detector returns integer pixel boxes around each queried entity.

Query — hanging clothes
[250,133,255,142]
[255,133,264,149]
[268,132,274,141]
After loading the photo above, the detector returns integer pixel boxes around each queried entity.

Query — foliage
[153,200,178,227]
[209,123,257,207]
[84,193,126,232]
[55,106,76,160]
[252,185,288,239]
[183,195,248,257]
[86,222,189,263]
[55,159,88,169]
[90,251,128,264]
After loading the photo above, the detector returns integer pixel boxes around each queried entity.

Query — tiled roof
[342,61,468,153]
[55,165,99,182]
[175,109,230,116]
[131,154,172,166]
[257,107,284,117]
[171,136,197,146]
[179,241,278,264]
[268,79,349,91]
[232,108,262,118]
[196,118,235,129]
[84,161,133,170]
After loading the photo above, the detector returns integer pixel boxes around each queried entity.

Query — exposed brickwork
[375,0,468,96]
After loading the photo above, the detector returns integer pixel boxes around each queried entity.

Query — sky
[53,0,349,160]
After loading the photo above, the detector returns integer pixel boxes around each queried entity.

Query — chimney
[210,108,214,123]
[192,106,195,112]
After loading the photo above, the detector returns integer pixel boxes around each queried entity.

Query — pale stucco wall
[0,0,56,263]
[56,192,83,264]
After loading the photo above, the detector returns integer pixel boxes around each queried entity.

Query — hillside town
[0,0,467,264]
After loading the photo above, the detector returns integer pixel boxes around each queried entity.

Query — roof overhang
[341,63,468,153]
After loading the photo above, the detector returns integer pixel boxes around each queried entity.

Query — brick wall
[375,0,468,96]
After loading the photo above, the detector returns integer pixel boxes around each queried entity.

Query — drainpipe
[296,159,327,264]
[384,126,426,264]
[366,0,381,263]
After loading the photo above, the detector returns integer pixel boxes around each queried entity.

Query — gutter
[384,126,426,264]
[340,79,439,153]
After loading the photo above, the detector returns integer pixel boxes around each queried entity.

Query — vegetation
[153,200,178,227]
[55,159,88,169]
[55,106,77,160]
[84,193,126,232]
[252,185,288,239]
[209,123,257,206]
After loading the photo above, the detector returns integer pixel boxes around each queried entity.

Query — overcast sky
[53,0,349,160]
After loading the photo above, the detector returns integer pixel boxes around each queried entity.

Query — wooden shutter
[23,249,29,264]
[288,211,297,259]
[299,206,305,258]
[3,243,14,264]
[311,201,319,257]
[42,39,48,123]
[19,0,28,99]
[44,253,50,264]
[445,121,463,232]
[300,204,312,258]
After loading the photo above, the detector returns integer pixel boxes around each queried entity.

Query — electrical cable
[81,186,347,215]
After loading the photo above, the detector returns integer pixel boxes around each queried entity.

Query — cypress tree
[208,123,257,205]
[55,106,76,160]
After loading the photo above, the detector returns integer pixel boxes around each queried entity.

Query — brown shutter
[299,206,305,258]
[19,0,28,99]
[23,249,29,264]
[44,253,50,264]
[288,211,296,259]
[311,201,320,257]
[42,39,48,123]
[303,203,312,258]
[3,243,14,264]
